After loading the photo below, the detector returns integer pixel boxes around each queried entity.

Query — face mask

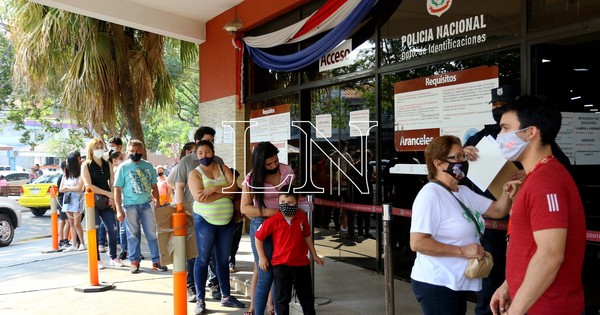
[199,157,213,166]
[129,153,143,162]
[266,165,279,174]
[109,149,121,160]
[279,203,298,217]
[496,127,531,161]
[443,161,469,181]
[157,172,164,177]
[93,149,104,159]
[492,107,504,124]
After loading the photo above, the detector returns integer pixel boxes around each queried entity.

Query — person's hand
[490,281,511,315]
[258,256,269,272]
[314,255,325,266]
[197,187,216,201]
[460,243,485,259]
[503,179,522,200]
[464,146,479,161]
[116,209,125,222]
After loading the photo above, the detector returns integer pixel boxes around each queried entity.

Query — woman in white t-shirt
[410,135,519,315]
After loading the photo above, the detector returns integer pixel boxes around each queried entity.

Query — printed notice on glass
[315,114,332,138]
[250,104,291,143]
[393,66,499,151]
[349,109,370,137]
[556,112,575,164]
[574,112,600,165]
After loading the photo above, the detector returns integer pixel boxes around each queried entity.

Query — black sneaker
[220,295,245,308]
[187,287,197,303]
[194,300,206,315]
[210,284,221,300]
[152,262,168,271]
[118,250,127,260]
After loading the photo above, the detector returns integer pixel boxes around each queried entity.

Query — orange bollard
[42,185,62,253]
[173,203,187,315]
[74,187,115,292]
[84,187,99,286]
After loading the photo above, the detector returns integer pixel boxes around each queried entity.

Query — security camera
[223,18,242,35]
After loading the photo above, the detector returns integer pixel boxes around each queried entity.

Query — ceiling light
[573,68,589,72]
[542,59,551,63]
[584,104,593,107]
[571,96,581,100]
[591,109,598,112]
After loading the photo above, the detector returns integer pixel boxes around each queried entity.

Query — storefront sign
[319,40,353,72]
[394,66,498,151]
[315,114,332,138]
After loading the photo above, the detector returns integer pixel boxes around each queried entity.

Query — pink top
[242,164,294,211]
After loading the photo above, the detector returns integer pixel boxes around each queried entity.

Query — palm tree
[5,0,197,148]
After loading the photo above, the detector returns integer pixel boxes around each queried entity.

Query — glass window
[381,0,521,66]
[529,0,600,31]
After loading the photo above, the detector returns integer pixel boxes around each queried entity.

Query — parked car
[0,171,31,186]
[18,173,61,217]
[0,196,24,246]
[0,165,27,172]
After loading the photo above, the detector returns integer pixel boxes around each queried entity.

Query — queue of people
[46,90,586,315]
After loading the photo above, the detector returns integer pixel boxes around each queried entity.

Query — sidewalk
[0,232,474,314]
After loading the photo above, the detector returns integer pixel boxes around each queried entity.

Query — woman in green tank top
[187,140,245,312]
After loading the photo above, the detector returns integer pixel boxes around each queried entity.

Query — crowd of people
[48,89,587,315]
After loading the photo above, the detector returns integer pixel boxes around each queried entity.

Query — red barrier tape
[314,197,600,243]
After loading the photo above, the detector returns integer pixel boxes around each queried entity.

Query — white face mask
[93,149,105,159]
[496,127,531,161]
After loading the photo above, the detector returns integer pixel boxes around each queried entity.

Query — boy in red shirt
[255,186,325,315]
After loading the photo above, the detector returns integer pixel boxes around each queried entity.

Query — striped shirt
[192,165,233,225]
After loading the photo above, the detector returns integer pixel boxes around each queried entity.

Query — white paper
[467,135,507,192]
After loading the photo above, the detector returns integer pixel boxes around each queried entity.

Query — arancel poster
[394,66,499,151]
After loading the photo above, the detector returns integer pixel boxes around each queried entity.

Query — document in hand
[467,135,518,199]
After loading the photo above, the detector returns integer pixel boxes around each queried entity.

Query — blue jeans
[98,221,107,245]
[96,208,118,259]
[193,213,234,301]
[250,217,277,315]
[412,279,469,315]
[122,202,160,264]
[120,220,128,252]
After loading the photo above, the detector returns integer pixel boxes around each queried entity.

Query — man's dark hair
[502,95,561,146]
[196,140,214,152]
[193,127,216,142]
[108,137,123,146]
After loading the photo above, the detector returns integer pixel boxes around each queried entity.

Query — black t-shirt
[87,159,111,191]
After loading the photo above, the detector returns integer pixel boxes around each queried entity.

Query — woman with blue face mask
[409,135,520,315]
[187,140,245,314]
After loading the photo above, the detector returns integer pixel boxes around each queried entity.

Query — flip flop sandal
[242,311,254,315]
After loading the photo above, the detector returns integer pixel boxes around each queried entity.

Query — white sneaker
[110,258,125,267]
[98,261,105,270]
[98,245,106,253]
[78,244,86,251]
[64,245,77,252]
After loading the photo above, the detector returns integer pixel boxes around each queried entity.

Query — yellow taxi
[18,173,61,217]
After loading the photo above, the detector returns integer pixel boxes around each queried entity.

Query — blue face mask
[199,157,213,166]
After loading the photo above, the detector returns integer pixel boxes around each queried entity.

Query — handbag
[431,181,494,279]
[94,194,111,210]
[63,192,71,204]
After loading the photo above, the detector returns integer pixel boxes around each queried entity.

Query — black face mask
[266,165,279,174]
[129,153,143,162]
[279,203,298,217]
[492,107,505,124]
[157,172,164,177]
[443,161,469,181]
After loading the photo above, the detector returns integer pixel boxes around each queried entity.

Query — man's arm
[114,186,124,222]
[507,228,567,315]
[151,183,159,207]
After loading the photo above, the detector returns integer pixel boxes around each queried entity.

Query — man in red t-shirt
[490,96,586,315]
[255,187,325,315]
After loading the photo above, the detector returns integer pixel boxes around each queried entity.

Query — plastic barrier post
[173,203,187,315]
[382,203,395,315]
[74,187,115,293]
[42,185,63,253]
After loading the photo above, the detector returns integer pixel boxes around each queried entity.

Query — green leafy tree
[5,0,198,153]
[46,129,86,159]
